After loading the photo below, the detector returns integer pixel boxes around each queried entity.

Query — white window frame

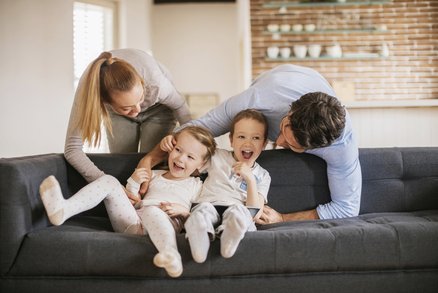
[73,0,119,88]
[73,0,119,153]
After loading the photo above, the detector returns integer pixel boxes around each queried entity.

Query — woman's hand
[255,205,284,225]
[160,135,176,153]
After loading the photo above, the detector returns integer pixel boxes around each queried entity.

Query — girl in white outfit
[160,109,271,263]
[39,126,216,278]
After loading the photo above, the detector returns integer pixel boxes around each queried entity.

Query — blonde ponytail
[74,51,143,147]
[74,52,113,147]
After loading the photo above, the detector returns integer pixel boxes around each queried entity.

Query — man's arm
[256,206,319,225]
[257,128,362,224]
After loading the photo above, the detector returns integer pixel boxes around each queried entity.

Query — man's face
[275,115,305,153]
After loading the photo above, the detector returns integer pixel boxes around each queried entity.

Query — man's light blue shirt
[186,64,362,219]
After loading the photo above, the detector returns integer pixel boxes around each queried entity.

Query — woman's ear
[229,132,233,144]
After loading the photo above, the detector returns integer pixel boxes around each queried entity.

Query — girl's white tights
[39,175,182,277]
[140,206,183,277]
[39,175,140,233]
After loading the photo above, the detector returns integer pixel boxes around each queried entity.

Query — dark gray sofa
[1,148,438,293]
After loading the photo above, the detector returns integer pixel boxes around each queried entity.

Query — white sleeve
[154,72,192,124]
[126,177,141,195]
[313,130,362,219]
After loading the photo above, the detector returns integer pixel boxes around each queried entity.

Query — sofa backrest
[81,147,438,217]
[256,148,438,215]
[358,147,438,214]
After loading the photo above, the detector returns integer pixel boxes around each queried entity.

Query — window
[73,0,118,88]
[73,0,118,152]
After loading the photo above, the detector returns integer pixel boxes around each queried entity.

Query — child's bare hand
[232,162,254,181]
[123,187,141,205]
[159,202,189,218]
[160,135,176,153]
[131,168,150,184]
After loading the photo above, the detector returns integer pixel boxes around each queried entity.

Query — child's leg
[140,206,182,278]
[219,204,255,258]
[184,202,220,263]
[39,175,140,233]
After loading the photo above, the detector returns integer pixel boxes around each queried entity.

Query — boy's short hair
[289,92,346,149]
[230,109,268,141]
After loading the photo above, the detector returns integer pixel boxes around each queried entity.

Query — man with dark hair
[285,92,346,150]
[138,64,361,223]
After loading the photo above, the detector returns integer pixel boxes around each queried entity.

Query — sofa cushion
[10,210,438,277]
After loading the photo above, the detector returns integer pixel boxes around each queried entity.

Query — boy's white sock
[185,213,211,263]
[39,175,66,226]
[153,248,183,278]
[220,215,246,258]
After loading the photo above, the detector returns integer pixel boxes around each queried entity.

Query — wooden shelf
[265,54,386,61]
[263,1,392,8]
[264,28,389,35]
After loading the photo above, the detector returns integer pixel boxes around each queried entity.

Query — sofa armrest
[0,154,68,275]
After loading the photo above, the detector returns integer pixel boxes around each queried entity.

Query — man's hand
[256,206,320,225]
[256,205,284,225]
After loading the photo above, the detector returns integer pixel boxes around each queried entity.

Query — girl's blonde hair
[75,51,144,147]
[174,126,217,161]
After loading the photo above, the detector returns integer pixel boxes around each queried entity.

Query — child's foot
[220,216,246,258]
[39,175,65,225]
[153,249,183,278]
[185,213,210,263]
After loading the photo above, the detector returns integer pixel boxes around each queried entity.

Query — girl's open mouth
[173,163,184,171]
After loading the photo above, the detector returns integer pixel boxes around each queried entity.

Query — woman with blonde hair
[65,48,191,183]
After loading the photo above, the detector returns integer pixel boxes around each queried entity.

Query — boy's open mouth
[242,150,253,160]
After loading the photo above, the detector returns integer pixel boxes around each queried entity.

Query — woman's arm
[64,89,105,183]
[136,143,169,195]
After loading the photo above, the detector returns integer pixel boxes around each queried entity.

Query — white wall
[0,0,153,158]
[119,0,152,51]
[151,2,240,104]
[349,106,438,147]
[0,0,435,158]
[0,0,74,158]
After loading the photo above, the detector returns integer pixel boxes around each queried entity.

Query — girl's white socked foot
[39,175,65,226]
[153,249,183,278]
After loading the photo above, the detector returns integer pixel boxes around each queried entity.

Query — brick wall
[250,0,438,101]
